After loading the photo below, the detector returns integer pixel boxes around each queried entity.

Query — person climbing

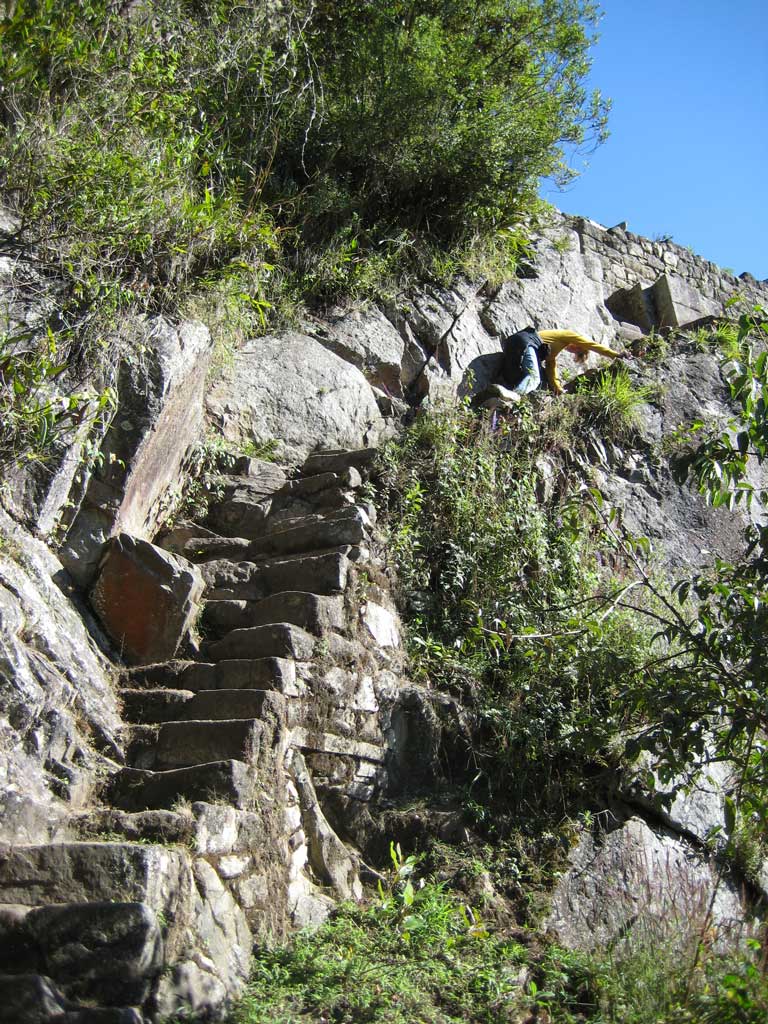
[497,326,625,398]
[536,328,626,395]
[478,325,626,410]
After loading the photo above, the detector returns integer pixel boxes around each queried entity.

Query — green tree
[281,0,609,241]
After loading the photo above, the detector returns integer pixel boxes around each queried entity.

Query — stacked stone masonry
[0,449,413,1023]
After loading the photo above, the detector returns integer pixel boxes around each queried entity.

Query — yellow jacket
[538,330,621,395]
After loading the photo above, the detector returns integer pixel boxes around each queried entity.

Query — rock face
[2,208,768,1021]
[0,508,121,846]
[60,317,213,588]
[206,332,390,463]
[547,816,749,954]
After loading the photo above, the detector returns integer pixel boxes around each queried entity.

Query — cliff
[1,207,767,1021]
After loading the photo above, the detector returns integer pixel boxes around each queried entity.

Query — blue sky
[543,0,768,280]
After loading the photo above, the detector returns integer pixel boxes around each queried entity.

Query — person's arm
[539,329,621,360]
[545,353,564,394]
[576,339,622,359]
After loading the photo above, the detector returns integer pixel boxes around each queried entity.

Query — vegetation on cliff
[0,0,606,331]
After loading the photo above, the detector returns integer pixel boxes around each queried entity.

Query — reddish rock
[91,534,203,665]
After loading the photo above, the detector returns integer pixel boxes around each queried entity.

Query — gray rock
[202,547,352,600]
[547,817,747,952]
[109,760,255,812]
[60,317,213,587]
[207,623,317,662]
[360,601,401,648]
[26,901,163,1005]
[651,273,720,328]
[0,510,121,846]
[0,973,69,1023]
[313,306,414,395]
[126,657,297,695]
[290,750,362,901]
[206,332,389,464]
[154,859,250,1020]
[90,535,204,665]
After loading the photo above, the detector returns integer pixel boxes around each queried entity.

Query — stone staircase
[0,448,411,1023]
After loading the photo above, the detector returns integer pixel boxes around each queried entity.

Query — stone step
[181,688,283,723]
[153,717,275,770]
[301,448,378,477]
[202,592,345,639]
[0,842,188,908]
[173,534,253,564]
[206,473,352,538]
[202,546,352,600]
[120,687,196,724]
[224,458,287,492]
[124,657,297,694]
[72,807,195,846]
[243,508,366,561]
[0,902,163,1009]
[120,688,281,726]
[291,726,386,764]
[206,622,316,662]
[209,503,363,545]
[108,760,253,811]
[154,704,286,770]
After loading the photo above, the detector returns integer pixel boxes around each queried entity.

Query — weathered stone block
[60,317,213,587]
[651,272,719,328]
[207,623,316,662]
[109,760,254,811]
[202,548,351,600]
[25,901,163,1005]
[90,535,203,665]
[126,657,297,695]
[154,719,266,770]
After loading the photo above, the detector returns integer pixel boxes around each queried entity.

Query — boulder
[60,316,213,587]
[311,305,422,396]
[547,817,747,952]
[206,332,389,464]
[90,534,203,665]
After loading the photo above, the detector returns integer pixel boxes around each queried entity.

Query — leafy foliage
[380,397,658,812]
[280,0,608,240]
[225,844,768,1024]
[0,0,607,320]
[625,308,768,824]
[0,326,115,467]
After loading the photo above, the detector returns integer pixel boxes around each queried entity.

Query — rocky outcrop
[547,815,750,954]
[206,333,391,464]
[3,206,768,1021]
[60,317,213,588]
[0,508,121,846]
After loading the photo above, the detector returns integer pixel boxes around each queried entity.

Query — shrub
[379,398,658,813]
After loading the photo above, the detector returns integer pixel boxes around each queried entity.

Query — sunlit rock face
[1,207,768,1021]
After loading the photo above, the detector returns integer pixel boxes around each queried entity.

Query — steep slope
[0,209,767,1021]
